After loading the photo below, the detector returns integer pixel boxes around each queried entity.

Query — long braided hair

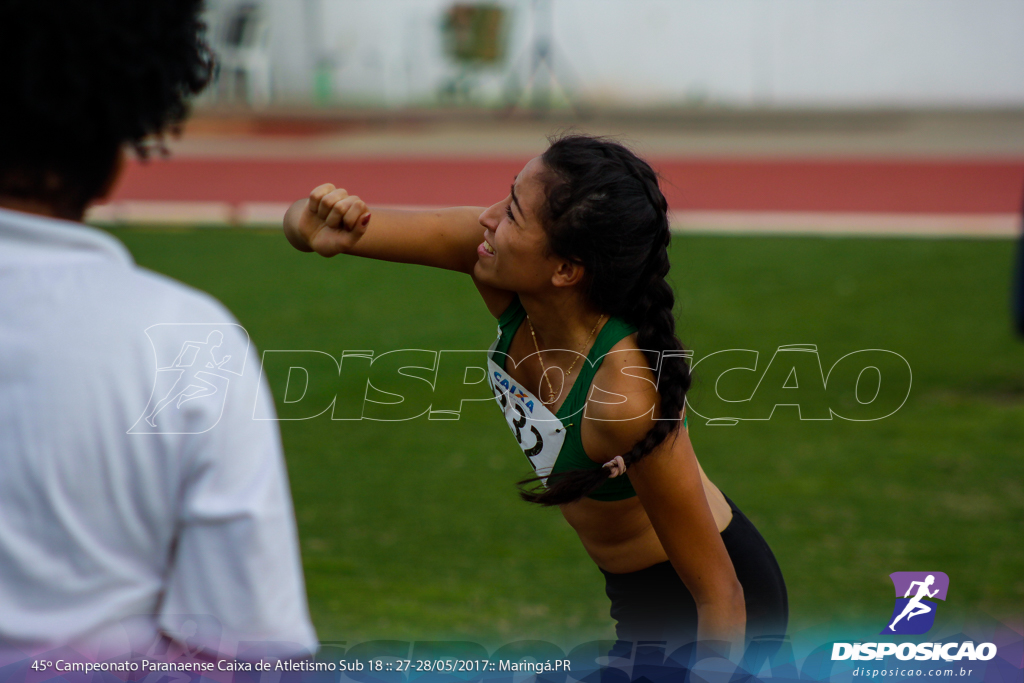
[518,135,691,506]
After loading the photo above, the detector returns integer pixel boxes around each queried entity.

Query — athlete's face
[474,157,568,294]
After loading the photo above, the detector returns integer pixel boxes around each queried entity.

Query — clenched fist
[283,184,371,257]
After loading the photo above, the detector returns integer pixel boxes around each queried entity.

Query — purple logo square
[881,571,949,635]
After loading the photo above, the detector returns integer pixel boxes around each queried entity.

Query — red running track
[109,157,1024,214]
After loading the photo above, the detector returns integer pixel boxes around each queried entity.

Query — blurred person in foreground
[0,0,316,658]
[283,136,788,654]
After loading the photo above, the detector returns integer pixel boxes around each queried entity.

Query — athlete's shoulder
[590,334,658,411]
[583,334,659,461]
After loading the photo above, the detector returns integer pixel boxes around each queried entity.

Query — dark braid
[518,135,692,506]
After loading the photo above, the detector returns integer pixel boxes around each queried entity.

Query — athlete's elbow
[692,573,741,602]
[722,577,745,616]
[694,575,744,613]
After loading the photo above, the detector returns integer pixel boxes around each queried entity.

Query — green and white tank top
[487,296,639,501]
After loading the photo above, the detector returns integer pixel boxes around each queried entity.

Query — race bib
[487,357,566,485]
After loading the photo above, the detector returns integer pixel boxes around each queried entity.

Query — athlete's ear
[551,259,585,289]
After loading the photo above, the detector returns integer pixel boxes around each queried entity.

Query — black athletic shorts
[600,495,788,645]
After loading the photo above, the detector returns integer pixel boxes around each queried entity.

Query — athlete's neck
[519,290,606,353]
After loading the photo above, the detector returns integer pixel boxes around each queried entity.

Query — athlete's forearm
[350,205,486,273]
[284,198,486,273]
[696,589,745,651]
[696,587,746,654]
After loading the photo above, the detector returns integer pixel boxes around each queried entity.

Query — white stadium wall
[203,0,1024,109]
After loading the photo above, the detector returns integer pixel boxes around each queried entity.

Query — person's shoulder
[128,266,239,325]
[591,333,657,403]
[583,334,659,461]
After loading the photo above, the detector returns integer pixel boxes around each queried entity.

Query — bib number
[488,360,565,483]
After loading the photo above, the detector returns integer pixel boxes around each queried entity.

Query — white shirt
[0,207,317,657]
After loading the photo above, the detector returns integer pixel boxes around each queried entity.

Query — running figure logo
[129,324,249,434]
[881,571,949,635]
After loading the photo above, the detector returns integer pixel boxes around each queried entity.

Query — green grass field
[105,226,1024,647]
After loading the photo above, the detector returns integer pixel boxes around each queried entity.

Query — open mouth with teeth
[482,241,495,255]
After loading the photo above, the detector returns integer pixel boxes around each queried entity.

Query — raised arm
[284,184,485,272]
[283,184,514,315]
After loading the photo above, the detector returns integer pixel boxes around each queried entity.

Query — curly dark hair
[0,0,214,218]
[518,135,691,505]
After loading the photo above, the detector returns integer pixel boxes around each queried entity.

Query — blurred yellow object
[442,4,508,65]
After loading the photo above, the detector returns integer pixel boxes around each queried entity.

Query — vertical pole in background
[303,0,332,106]
[529,0,553,112]
[751,0,774,106]
[503,0,582,116]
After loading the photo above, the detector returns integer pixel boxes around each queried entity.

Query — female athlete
[283,135,788,650]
